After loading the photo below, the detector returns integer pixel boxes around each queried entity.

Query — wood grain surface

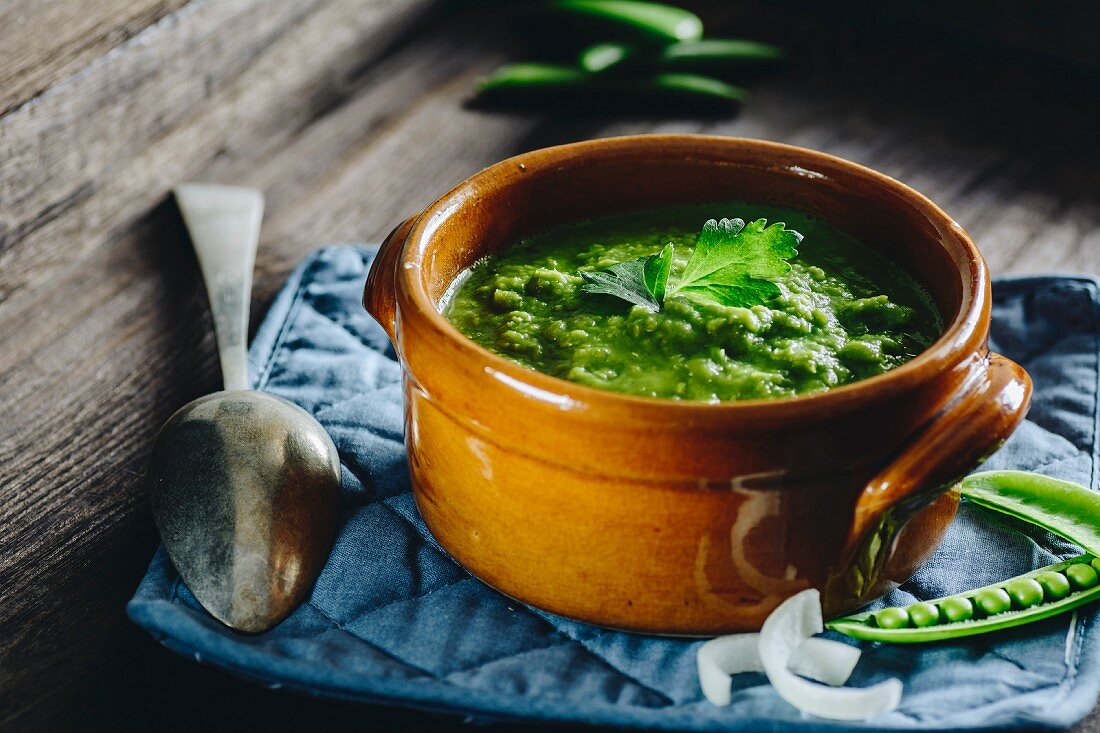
[0,1,1097,730]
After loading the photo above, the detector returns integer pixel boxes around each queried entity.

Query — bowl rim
[395,134,988,416]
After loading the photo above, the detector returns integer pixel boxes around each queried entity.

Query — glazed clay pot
[363,135,1031,635]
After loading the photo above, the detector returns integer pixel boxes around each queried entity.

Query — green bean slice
[578,38,785,78]
[478,65,744,110]
[477,63,588,95]
[960,471,1100,556]
[546,0,704,45]
[578,43,634,73]
[660,38,785,76]
[828,555,1099,643]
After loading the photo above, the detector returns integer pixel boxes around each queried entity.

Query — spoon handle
[174,184,265,392]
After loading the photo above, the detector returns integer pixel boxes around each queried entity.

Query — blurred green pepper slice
[661,38,785,76]
[477,64,744,111]
[539,0,703,46]
[578,43,635,73]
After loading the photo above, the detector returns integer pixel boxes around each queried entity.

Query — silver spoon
[148,184,341,633]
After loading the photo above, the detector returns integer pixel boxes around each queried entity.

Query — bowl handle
[363,215,418,344]
[844,351,1032,561]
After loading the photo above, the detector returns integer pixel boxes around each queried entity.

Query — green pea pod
[477,64,744,111]
[579,38,786,78]
[578,43,636,73]
[546,0,704,45]
[660,38,785,77]
[477,63,589,98]
[960,470,1100,556]
[638,73,746,108]
[828,555,1100,643]
[828,471,1100,643]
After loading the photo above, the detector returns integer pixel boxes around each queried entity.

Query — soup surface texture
[444,202,942,401]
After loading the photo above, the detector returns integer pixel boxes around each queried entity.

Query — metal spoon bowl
[149,185,340,633]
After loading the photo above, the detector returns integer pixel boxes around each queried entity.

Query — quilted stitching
[129,248,1100,731]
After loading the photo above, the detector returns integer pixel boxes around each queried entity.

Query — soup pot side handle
[839,352,1031,589]
[364,215,418,344]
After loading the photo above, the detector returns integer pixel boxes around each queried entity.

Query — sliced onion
[697,634,860,706]
[789,637,861,686]
[759,589,902,721]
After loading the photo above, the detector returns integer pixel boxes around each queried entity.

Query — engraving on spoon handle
[174,184,265,392]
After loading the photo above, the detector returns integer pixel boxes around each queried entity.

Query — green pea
[974,588,1012,616]
[873,607,910,629]
[1066,563,1099,590]
[1091,557,1100,575]
[1035,571,1071,601]
[940,596,974,623]
[907,602,940,628]
[1005,578,1044,609]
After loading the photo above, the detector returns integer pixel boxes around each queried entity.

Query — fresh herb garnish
[580,217,801,310]
[579,243,673,309]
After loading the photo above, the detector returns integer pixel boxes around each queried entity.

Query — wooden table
[2,1,1097,729]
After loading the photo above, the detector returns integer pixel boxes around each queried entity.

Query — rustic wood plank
[0,1,448,728]
[0,0,320,295]
[0,0,192,116]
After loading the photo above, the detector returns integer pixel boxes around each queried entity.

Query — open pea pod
[828,471,1100,643]
[828,555,1100,643]
[959,470,1100,556]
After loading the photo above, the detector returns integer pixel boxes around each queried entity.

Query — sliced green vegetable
[546,0,704,45]
[660,38,785,77]
[578,43,634,73]
[578,38,785,78]
[828,555,1100,643]
[959,470,1100,556]
[643,73,745,108]
[477,63,589,99]
[476,65,743,111]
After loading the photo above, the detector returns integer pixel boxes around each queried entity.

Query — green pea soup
[442,201,942,402]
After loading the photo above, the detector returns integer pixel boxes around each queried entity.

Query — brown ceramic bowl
[363,135,1031,635]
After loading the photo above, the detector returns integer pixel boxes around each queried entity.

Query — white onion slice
[697,634,860,706]
[759,589,902,721]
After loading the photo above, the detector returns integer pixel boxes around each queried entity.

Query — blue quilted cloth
[129,246,1100,730]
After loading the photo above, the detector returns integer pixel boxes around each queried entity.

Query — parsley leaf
[579,217,800,310]
[579,243,672,310]
[669,217,801,307]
